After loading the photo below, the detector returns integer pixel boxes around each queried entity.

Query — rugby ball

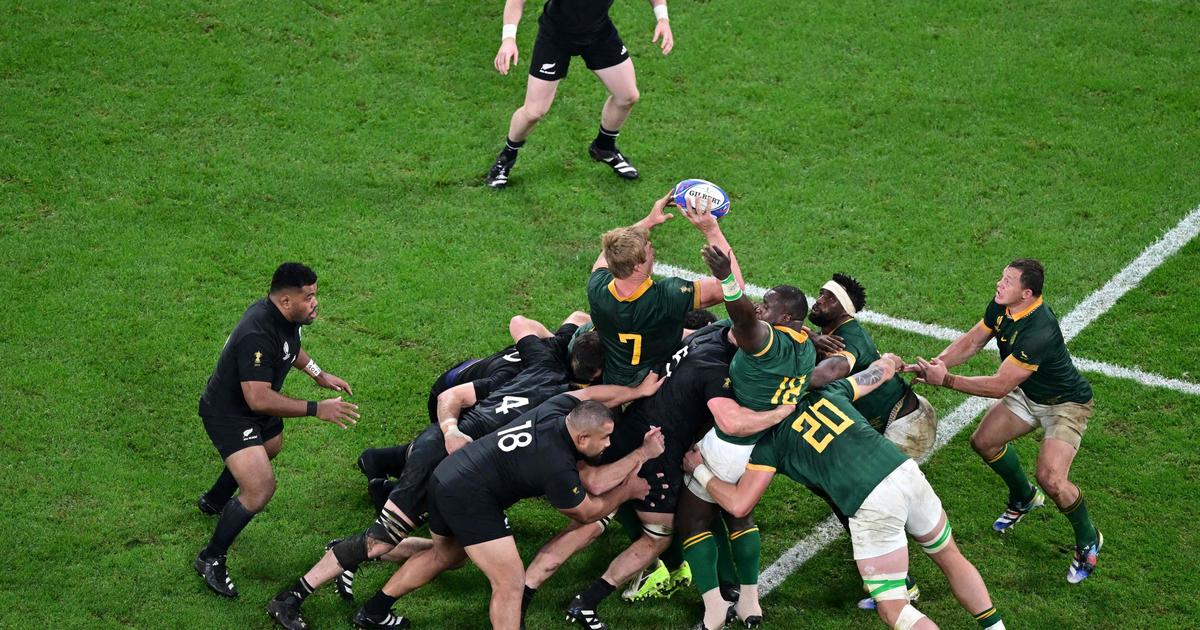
[673,179,731,219]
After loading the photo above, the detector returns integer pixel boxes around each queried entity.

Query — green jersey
[827,318,911,432]
[747,379,908,516]
[587,268,701,386]
[720,322,816,444]
[981,298,1092,405]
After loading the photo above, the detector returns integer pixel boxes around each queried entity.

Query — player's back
[753,379,906,516]
[831,318,911,430]
[435,394,582,509]
[728,324,816,413]
[459,332,581,435]
[587,268,700,386]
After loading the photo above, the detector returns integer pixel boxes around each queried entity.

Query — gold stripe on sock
[682,532,713,550]
[984,444,1009,464]
[728,527,760,541]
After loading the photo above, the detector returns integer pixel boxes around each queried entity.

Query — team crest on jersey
[254,351,263,366]
[995,315,1004,329]
[680,285,692,293]
[282,341,292,363]
[723,378,731,389]
[1020,351,1030,361]
[572,486,580,495]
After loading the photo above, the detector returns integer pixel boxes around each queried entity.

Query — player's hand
[316,371,353,396]
[811,333,845,357]
[682,195,719,235]
[634,372,665,398]
[913,357,949,386]
[494,39,519,75]
[681,445,702,474]
[640,190,676,228]
[700,244,733,280]
[641,472,670,508]
[652,19,674,55]
[444,428,474,455]
[316,396,360,429]
[639,426,666,459]
[623,470,652,501]
[879,352,906,373]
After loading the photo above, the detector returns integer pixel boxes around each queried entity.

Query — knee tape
[894,603,927,630]
[368,506,414,546]
[331,533,370,571]
[863,572,909,602]
[919,521,952,555]
[642,522,673,538]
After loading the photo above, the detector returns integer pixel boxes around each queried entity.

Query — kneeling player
[686,360,1006,630]
[353,396,657,629]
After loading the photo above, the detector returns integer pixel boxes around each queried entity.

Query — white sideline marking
[654,263,1200,396]
[667,206,1200,611]
[1058,204,1200,341]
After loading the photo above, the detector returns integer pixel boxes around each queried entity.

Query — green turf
[2,0,1198,628]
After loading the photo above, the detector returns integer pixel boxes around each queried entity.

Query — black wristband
[306,400,318,416]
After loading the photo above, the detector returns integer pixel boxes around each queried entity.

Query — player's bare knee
[616,89,640,109]
[1035,466,1067,500]
[969,430,996,458]
[522,103,552,123]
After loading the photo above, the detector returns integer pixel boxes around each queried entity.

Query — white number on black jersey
[497,420,533,452]
[495,395,530,415]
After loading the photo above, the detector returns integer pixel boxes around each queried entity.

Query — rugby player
[910,259,1102,583]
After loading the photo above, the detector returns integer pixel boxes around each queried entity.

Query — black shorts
[529,22,629,81]
[427,474,512,547]
[386,424,447,525]
[599,413,687,514]
[201,415,283,460]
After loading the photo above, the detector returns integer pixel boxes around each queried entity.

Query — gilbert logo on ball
[672,179,731,219]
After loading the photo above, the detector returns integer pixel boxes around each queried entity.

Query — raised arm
[708,398,795,438]
[700,244,767,352]
[685,197,744,308]
[593,191,676,272]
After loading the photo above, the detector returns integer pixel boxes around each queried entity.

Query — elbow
[732,504,753,519]
[567,311,591,326]
[508,315,527,337]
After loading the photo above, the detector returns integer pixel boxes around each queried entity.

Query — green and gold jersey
[827,318,911,432]
[719,322,816,444]
[980,298,1092,405]
[587,268,701,386]
[747,378,908,516]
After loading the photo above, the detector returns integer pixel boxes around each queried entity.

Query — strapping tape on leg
[331,533,370,571]
[919,521,952,555]
[894,603,927,630]
[368,506,415,546]
[597,511,616,532]
[863,572,909,601]
[641,522,673,538]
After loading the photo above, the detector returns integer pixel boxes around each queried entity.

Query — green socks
[728,526,761,585]
[984,443,1035,505]
[681,531,720,593]
[1061,491,1098,548]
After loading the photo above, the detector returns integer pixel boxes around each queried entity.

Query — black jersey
[458,332,583,436]
[599,321,736,466]
[435,323,578,409]
[627,321,737,440]
[199,298,301,420]
[434,393,587,511]
[539,0,616,40]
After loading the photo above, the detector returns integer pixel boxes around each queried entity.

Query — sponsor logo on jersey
[723,378,731,389]
[680,285,692,293]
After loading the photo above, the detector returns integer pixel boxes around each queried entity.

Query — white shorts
[883,394,938,461]
[848,460,944,560]
[1000,387,1092,449]
[685,428,756,504]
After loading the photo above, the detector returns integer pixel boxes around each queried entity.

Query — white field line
[653,262,1199,397]
[664,205,1200,609]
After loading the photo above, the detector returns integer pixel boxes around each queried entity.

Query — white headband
[821,280,858,316]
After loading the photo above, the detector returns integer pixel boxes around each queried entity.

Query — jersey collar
[829,316,856,334]
[1006,296,1043,322]
[608,277,653,302]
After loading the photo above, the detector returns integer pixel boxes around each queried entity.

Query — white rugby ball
[672,179,731,219]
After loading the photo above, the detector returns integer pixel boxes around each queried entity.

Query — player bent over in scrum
[686,359,1006,630]
[354,396,658,630]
